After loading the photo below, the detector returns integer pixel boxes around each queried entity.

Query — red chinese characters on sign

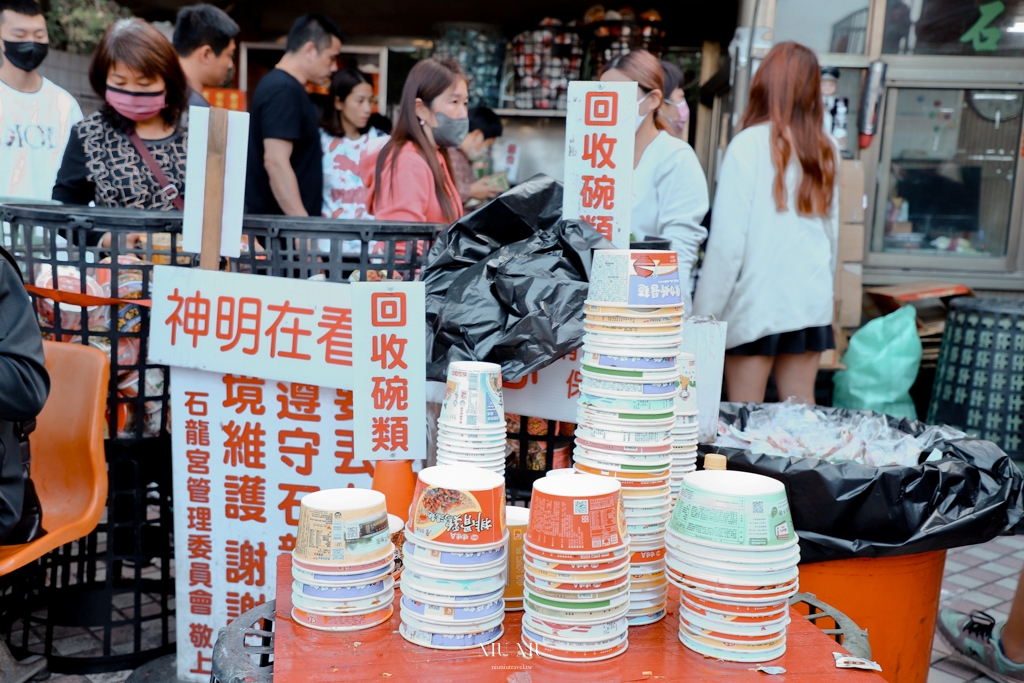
[581,175,615,211]
[585,92,618,126]
[224,474,267,522]
[582,133,616,169]
[277,383,321,421]
[225,539,266,586]
[371,416,408,452]
[566,367,582,399]
[279,428,319,475]
[581,215,614,241]
[365,292,412,454]
[226,592,265,624]
[162,289,355,369]
[222,421,266,469]
[278,483,319,526]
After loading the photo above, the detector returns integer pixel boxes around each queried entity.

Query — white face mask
[635,92,652,132]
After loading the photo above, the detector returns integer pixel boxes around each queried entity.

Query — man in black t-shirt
[173,4,240,108]
[244,14,342,216]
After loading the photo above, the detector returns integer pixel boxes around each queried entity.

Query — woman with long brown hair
[364,58,466,224]
[600,50,708,313]
[693,41,838,404]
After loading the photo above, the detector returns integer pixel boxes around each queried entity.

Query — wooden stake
[199,108,229,271]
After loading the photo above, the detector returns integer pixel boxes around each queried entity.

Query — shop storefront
[772,0,1024,292]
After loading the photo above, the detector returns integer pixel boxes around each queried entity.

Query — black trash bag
[699,402,1024,564]
[422,174,611,382]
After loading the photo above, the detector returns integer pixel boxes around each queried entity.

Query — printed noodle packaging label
[294,489,392,565]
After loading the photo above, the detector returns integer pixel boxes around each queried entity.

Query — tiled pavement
[931,534,1024,683]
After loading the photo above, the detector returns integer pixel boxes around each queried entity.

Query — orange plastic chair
[0,342,108,683]
[0,341,109,575]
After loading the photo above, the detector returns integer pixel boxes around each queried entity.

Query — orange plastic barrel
[371,460,417,522]
[798,550,946,683]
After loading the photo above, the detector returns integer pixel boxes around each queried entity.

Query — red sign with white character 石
[563,81,637,248]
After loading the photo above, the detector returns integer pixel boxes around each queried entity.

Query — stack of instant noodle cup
[290,489,396,631]
[670,353,699,500]
[436,362,508,476]
[666,470,800,662]
[400,465,508,649]
[574,250,685,626]
[522,473,631,661]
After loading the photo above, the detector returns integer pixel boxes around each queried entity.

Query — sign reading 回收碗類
[563,80,637,248]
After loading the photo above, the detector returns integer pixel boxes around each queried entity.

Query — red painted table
[274,554,886,683]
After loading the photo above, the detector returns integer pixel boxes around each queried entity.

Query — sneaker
[936,608,1024,683]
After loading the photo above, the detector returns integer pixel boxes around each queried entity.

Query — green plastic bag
[833,304,922,420]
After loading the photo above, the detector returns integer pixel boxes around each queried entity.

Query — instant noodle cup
[292,553,392,576]
[400,564,506,597]
[399,620,503,650]
[584,332,684,351]
[578,391,677,414]
[523,539,629,563]
[584,322,682,336]
[293,489,392,566]
[521,623,629,653]
[292,560,394,585]
[439,361,505,429]
[524,585,629,613]
[410,465,505,548]
[400,595,504,624]
[678,630,786,663]
[524,595,630,623]
[291,587,394,614]
[403,552,507,581]
[404,539,507,569]
[523,613,629,642]
[521,628,628,662]
[389,514,405,581]
[400,582,504,607]
[584,310,682,324]
[669,470,797,550]
[575,437,673,456]
[585,303,684,317]
[293,576,394,601]
[575,426,673,446]
[291,604,394,631]
[666,530,800,565]
[577,409,677,428]
[504,506,529,607]
[34,265,107,338]
[527,474,627,553]
[581,374,680,397]
[400,609,504,638]
[587,250,683,307]
[573,462,670,484]
[581,351,679,372]
[523,549,630,573]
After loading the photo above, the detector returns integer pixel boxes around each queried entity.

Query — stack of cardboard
[822,160,866,368]
[865,283,974,369]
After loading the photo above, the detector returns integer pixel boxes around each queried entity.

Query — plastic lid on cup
[703,454,727,471]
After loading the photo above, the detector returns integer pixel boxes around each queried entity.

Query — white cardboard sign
[352,282,426,460]
[182,106,249,258]
[149,266,355,389]
[170,367,375,681]
[502,350,583,424]
[562,81,636,248]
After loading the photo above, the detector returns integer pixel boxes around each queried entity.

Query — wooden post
[199,108,229,271]
[694,40,721,179]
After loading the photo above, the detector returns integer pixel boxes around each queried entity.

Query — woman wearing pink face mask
[660,60,690,141]
[53,18,189,210]
[600,50,708,314]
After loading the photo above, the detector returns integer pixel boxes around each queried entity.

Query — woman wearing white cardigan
[600,50,709,314]
[693,42,839,404]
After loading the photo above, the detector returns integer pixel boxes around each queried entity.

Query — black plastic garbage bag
[422,175,611,382]
[699,403,1024,564]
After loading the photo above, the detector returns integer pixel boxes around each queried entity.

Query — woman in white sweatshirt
[692,42,838,403]
[600,50,709,314]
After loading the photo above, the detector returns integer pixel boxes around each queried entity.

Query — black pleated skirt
[726,325,835,357]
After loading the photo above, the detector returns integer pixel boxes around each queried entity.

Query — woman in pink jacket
[365,58,467,226]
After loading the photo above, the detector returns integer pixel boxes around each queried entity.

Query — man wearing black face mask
[0,0,82,201]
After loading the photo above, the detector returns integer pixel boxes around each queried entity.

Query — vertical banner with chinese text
[352,282,426,460]
[563,81,637,248]
[170,369,373,681]
[151,269,426,681]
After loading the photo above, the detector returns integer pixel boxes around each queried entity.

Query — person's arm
[657,144,710,280]
[0,258,49,421]
[373,152,432,223]
[264,139,308,217]
[692,132,757,319]
[51,130,94,206]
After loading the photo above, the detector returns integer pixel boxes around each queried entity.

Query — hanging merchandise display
[432,24,506,108]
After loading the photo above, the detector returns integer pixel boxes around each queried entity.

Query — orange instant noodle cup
[527,474,627,552]
[409,465,506,548]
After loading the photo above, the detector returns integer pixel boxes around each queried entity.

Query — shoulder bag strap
[126,129,185,211]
